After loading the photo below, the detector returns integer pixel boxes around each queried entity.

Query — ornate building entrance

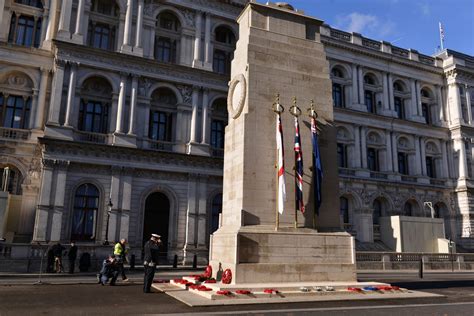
[143,192,170,258]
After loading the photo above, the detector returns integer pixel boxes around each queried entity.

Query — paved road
[1,271,474,315]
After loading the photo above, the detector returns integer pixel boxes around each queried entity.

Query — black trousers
[143,265,156,293]
[68,259,76,274]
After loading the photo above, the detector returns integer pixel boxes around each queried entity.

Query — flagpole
[290,96,302,229]
[439,22,444,50]
[308,100,317,230]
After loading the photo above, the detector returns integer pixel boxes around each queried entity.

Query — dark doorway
[143,192,170,259]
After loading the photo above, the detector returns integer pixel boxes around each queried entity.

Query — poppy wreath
[348,287,362,292]
[235,290,251,295]
[391,286,401,291]
[189,284,200,290]
[263,289,279,294]
[217,290,232,296]
[203,265,213,279]
[376,286,393,291]
[197,285,212,291]
[204,279,216,284]
[222,269,232,284]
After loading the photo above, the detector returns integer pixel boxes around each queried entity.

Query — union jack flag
[294,117,305,214]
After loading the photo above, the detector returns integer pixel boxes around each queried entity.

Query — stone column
[119,172,132,240]
[64,62,78,127]
[388,73,394,111]
[0,0,5,35]
[351,64,358,105]
[72,0,85,43]
[175,105,184,143]
[189,86,199,143]
[410,79,417,116]
[108,167,121,242]
[183,175,198,263]
[203,13,212,70]
[420,137,427,176]
[415,136,422,175]
[201,88,209,144]
[57,0,73,40]
[29,91,39,129]
[32,159,55,242]
[47,60,66,125]
[50,161,69,242]
[192,12,202,68]
[385,132,393,172]
[34,68,50,129]
[392,133,399,173]
[109,93,119,133]
[128,75,138,135]
[43,0,59,49]
[360,126,367,169]
[382,72,389,111]
[148,25,156,59]
[456,138,468,179]
[196,176,208,247]
[449,83,463,125]
[115,74,127,133]
[436,85,445,122]
[466,85,472,125]
[353,125,362,168]
[134,0,144,56]
[441,140,449,178]
[121,0,133,53]
[415,80,422,116]
[358,66,364,106]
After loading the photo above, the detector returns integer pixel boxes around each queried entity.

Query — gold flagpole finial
[272,93,284,114]
[289,96,301,117]
[307,99,318,119]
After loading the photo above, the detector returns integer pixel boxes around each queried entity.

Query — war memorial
[153,2,439,305]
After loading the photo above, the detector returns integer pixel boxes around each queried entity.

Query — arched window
[210,98,228,152]
[420,87,434,125]
[155,11,181,64]
[331,67,344,78]
[331,67,346,108]
[373,199,382,225]
[213,26,235,75]
[0,71,34,130]
[87,0,119,51]
[71,183,100,241]
[210,194,223,234]
[0,165,23,195]
[149,88,177,142]
[14,0,43,8]
[79,77,112,134]
[8,0,43,48]
[393,80,407,119]
[340,197,349,225]
[403,202,412,216]
[363,74,378,114]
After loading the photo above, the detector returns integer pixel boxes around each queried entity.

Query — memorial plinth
[209,2,356,284]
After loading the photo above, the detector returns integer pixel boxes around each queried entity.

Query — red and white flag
[276,113,286,214]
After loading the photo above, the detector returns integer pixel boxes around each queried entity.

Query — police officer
[143,233,161,293]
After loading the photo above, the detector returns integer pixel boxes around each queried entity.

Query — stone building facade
[0,0,472,265]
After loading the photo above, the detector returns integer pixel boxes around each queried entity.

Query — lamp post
[103,198,113,246]
[449,238,455,272]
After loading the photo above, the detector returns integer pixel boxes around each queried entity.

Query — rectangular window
[422,103,431,124]
[426,156,436,178]
[213,50,231,75]
[149,111,172,141]
[367,148,379,171]
[333,83,344,108]
[337,143,347,168]
[155,37,176,63]
[1,95,30,129]
[365,90,375,114]
[398,152,409,175]
[211,120,225,149]
[8,14,40,48]
[89,23,115,50]
[394,97,405,119]
[79,101,108,133]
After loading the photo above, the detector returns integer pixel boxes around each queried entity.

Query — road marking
[157,301,474,315]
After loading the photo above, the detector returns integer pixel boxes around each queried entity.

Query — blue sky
[263,0,474,56]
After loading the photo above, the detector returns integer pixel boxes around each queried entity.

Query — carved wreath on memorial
[227,74,247,119]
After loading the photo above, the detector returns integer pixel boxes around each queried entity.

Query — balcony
[75,130,108,144]
[401,175,417,183]
[0,127,30,141]
[145,139,175,152]
[370,171,388,180]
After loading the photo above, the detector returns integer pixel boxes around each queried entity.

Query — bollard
[173,254,178,268]
[192,254,197,269]
[130,254,135,270]
[419,257,423,279]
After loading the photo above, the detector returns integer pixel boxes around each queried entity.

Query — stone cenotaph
[209,2,356,284]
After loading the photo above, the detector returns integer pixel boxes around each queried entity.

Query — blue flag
[311,117,323,215]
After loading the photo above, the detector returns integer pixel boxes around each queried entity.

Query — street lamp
[103,198,113,246]
[448,238,455,272]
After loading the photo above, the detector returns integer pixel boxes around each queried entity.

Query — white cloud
[335,12,396,39]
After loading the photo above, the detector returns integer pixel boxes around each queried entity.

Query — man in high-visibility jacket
[114,238,129,282]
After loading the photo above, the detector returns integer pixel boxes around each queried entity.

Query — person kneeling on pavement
[99,255,119,286]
